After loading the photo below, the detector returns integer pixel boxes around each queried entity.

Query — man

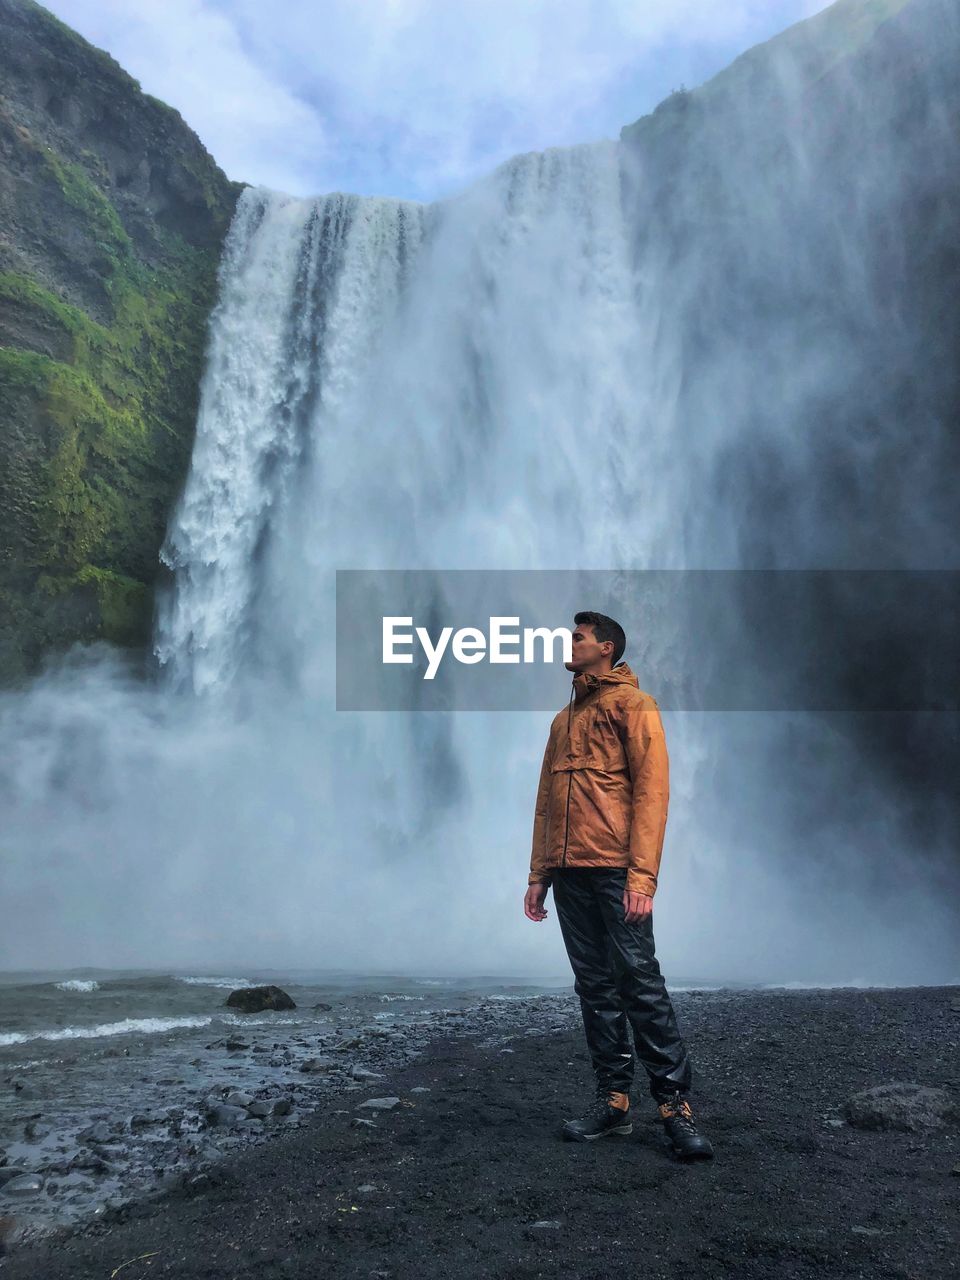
[524,611,713,1160]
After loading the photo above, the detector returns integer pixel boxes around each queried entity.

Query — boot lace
[659,1092,696,1134]
[591,1082,627,1119]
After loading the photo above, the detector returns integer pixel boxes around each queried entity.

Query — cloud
[48,0,831,200]
[49,0,327,192]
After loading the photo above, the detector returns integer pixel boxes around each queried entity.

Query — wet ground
[1,985,958,1279]
[0,970,576,1237]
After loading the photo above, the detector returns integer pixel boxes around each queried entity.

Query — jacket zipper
[561,683,577,868]
[561,772,573,867]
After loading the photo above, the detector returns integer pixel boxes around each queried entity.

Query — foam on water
[175,976,258,989]
[0,1014,215,1046]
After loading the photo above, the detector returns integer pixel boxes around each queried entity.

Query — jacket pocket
[566,769,631,855]
[584,707,629,774]
[605,774,632,849]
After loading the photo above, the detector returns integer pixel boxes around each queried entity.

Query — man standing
[524,611,713,1160]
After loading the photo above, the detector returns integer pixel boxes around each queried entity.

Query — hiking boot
[562,1086,633,1141]
[657,1091,714,1160]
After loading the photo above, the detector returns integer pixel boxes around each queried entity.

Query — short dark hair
[574,611,626,667]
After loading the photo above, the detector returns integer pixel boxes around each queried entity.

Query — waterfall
[154,191,428,695]
[153,142,656,701]
[1,0,958,981]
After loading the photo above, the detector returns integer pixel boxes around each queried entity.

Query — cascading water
[1,0,958,982]
[154,143,657,700]
[153,191,429,695]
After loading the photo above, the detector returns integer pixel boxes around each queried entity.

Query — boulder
[225,986,296,1013]
[843,1083,960,1132]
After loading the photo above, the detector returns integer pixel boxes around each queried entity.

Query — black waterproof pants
[552,867,693,1103]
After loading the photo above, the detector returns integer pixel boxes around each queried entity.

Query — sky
[46,0,833,203]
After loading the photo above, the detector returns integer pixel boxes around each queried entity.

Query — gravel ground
[1,984,958,1279]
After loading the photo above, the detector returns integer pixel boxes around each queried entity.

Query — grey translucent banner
[335,570,959,711]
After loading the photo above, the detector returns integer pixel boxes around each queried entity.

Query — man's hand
[524,883,549,922]
[623,889,653,924]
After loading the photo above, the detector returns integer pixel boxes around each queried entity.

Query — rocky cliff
[0,0,244,682]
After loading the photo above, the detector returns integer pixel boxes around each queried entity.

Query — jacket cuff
[625,870,657,897]
[528,873,552,887]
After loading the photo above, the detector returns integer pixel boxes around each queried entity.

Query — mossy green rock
[0,0,245,683]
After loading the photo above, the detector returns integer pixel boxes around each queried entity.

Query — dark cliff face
[0,0,245,683]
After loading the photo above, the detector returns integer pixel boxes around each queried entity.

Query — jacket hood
[570,660,639,706]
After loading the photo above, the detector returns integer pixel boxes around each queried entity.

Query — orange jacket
[528,661,669,897]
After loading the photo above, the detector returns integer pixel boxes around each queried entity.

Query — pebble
[205,1104,249,1128]
[78,1122,113,1145]
[0,1173,45,1198]
[129,1112,166,1129]
[357,1097,401,1111]
[223,1092,255,1108]
[71,1153,112,1174]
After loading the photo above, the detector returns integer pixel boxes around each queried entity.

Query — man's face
[565,622,612,672]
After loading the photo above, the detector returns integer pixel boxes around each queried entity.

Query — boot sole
[562,1122,633,1142]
